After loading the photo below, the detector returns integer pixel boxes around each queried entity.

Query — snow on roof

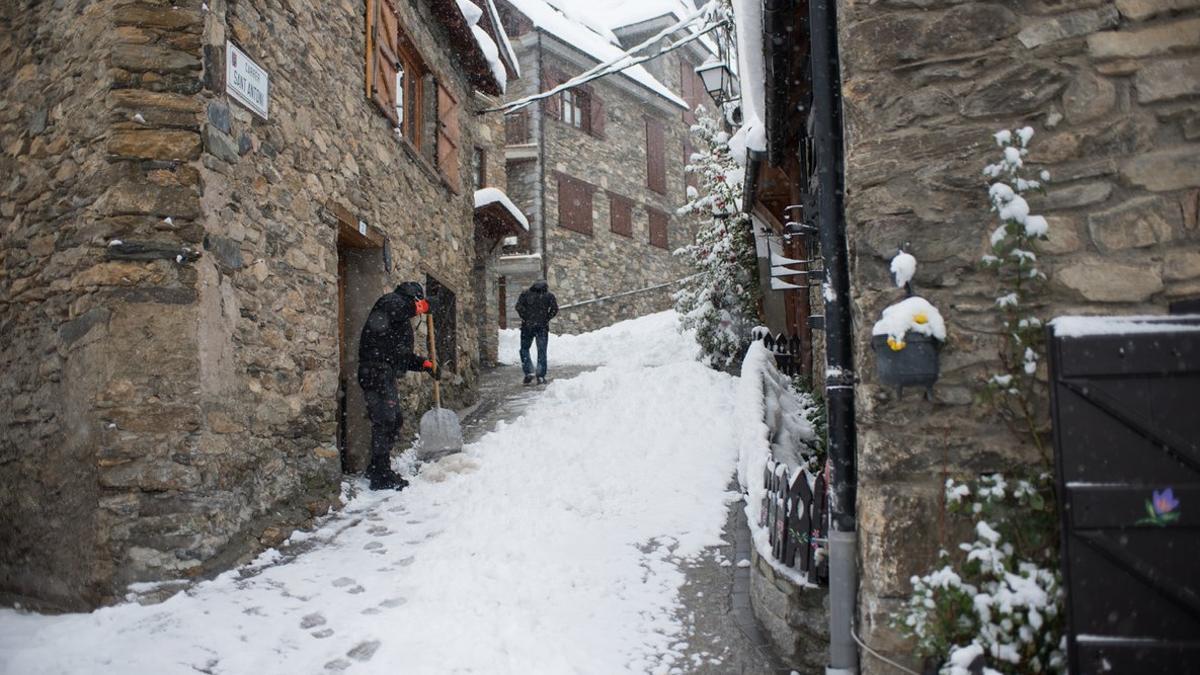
[474,187,530,230]
[571,0,718,55]
[1050,315,1200,338]
[458,0,509,93]
[730,0,766,156]
[482,0,522,79]
[504,0,687,107]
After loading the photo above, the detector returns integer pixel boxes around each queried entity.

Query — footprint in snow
[300,613,326,629]
[380,597,407,608]
[361,607,381,615]
[312,628,334,639]
[347,585,365,594]
[347,640,381,662]
[324,657,350,670]
[363,541,384,550]
[396,556,415,567]
[331,577,356,588]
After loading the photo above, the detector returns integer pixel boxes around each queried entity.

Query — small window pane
[395,67,405,126]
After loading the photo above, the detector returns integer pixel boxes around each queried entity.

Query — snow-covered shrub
[896,474,1065,675]
[674,109,761,369]
[980,127,1052,460]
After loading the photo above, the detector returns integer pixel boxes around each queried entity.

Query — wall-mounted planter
[871,332,941,395]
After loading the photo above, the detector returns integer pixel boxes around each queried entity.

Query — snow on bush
[895,474,1065,675]
[673,108,761,369]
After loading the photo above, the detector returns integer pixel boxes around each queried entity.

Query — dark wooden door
[1049,315,1200,673]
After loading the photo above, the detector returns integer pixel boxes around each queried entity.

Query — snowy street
[0,313,776,674]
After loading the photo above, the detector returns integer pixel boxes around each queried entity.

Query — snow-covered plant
[674,108,761,369]
[980,127,1052,461]
[895,473,1065,675]
[871,251,946,350]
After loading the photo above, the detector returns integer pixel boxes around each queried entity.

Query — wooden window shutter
[437,83,461,191]
[557,173,592,235]
[648,208,669,249]
[588,91,605,138]
[371,0,401,126]
[646,117,666,194]
[543,67,562,118]
[609,192,632,237]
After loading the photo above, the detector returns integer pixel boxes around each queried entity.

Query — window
[648,208,669,249]
[557,173,594,235]
[561,88,587,129]
[473,146,486,190]
[609,192,632,237]
[368,0,425,148]
[645,117,666,194]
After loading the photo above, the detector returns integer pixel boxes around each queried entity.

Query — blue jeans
[519,324,549,377]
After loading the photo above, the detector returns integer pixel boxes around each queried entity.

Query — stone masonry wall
[1,0,492,609]
[1,0,131,610]
[836,0,1200,670]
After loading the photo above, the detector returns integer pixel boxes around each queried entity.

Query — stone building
[0,0,523,609]
[738,0,1200,671]
[492,0,711,333]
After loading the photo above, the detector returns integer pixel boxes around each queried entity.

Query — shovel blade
[418,408,463,460]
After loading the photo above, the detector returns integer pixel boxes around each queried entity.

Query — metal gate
[1048,315,1200,673]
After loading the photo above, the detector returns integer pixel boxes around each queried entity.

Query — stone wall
[835,0,1200,670]
[500,32,702,334]
[1,0,497,609]
[749,548,830,674]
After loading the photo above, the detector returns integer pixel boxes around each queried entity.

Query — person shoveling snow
[357,282,438,491]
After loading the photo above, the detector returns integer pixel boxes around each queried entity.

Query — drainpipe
[808,0,858,673]
[536,31,549,281]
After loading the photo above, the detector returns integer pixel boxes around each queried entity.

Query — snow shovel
[418,313,463,460]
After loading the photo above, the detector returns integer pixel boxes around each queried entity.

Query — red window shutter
[648,208,669,249]
[557,173,593,235]
[437,84,461,191]
[589,93,605,138]
[372,0,401,126]
[646,117,666,194]
[609,192,631,237]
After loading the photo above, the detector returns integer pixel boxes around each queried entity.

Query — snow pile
[499,310,699,368]
[889,251,916,288]
[0,311,740,674]
[474,187,529,230]
[872,251,946,348]
[871,296,946,344]
[457,0,507,92]
[1050,314,1200,338]
[733,341,821,587]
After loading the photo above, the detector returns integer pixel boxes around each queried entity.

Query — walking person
[357,282,438,491]
[515,280,559,385]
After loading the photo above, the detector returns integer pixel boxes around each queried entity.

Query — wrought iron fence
[762,332,804,377]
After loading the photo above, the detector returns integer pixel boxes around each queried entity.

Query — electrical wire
[479,2,728,115]
[850,627,922,675]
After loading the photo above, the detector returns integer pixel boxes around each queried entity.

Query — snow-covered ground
[0,311,742,674]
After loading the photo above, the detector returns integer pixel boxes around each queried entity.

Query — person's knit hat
[395,282,425,299]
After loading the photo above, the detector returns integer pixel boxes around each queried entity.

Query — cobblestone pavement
[671,486,795,674]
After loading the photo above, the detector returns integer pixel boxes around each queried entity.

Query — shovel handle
[427,312,441,408]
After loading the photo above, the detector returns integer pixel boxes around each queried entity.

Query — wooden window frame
[608,192,632,238]
[561,88,588,129]
[367,0,426,150]
[436,82,461,192]
[557,173,594,236]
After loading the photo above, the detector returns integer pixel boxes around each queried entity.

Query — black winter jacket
[358,290,426,387]
[515,281,559,328]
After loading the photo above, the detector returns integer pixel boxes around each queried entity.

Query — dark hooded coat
[358,286,427,389]
[515,280,559,328]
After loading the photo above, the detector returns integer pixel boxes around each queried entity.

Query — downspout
[808,0,858,673]
[536,31,549,280]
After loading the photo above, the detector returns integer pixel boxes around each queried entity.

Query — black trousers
[358,363,402,477]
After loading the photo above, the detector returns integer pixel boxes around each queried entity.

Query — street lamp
[695,60,736,106]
